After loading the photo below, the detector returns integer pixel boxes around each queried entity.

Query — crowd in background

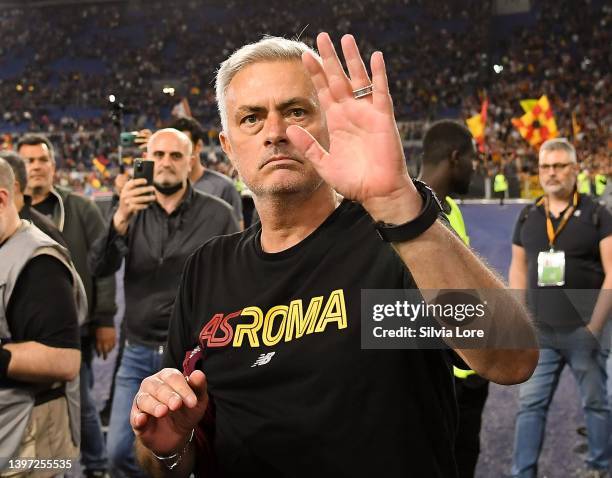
[0,0,610,197]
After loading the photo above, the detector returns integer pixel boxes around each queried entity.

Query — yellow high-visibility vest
[595,174,607,196]
[577,171,591,195]
[445,197,469,246]
[494,174,508,193]
[444,198,477,380]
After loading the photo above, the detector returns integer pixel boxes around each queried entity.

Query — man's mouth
[261,155,301,169]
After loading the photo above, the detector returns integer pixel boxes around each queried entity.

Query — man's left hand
[287,32,422,224]
[95,326,116,360]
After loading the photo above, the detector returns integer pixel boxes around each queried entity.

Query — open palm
[288,33,417,208]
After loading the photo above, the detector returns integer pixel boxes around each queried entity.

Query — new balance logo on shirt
[251,352,276,367]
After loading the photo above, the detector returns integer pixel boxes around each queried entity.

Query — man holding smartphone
[88,128,239,478]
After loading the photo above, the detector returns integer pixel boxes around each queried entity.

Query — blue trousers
[511,346,610,477]
[106,342,164,478]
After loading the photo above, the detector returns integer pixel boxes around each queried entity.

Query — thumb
[187,370,208,405]
[286,125,328,168]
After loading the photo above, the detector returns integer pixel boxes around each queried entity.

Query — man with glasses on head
[509,138,612,478]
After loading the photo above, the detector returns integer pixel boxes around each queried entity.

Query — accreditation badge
[537,249,565,286]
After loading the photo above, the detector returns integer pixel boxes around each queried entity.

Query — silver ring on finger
[353,84,373,99]
[135,392,143,410]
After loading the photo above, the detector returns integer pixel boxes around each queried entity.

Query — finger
[129,178,149,188]
[158,368,200,408]
[146,380,185,412]
[302,52,333,111]
[286,125,328,169]
[127,184,155,193]
[131,409,149,432]
[128,193,156,204]
[316,32,352,101]
[130,203,152,214]
[133,391,168,418]
[371,51,393,115]
[186,370,208,403]
[341,34,371,90]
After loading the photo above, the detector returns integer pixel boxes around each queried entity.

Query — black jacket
[37,186,117,328]
[88,186,239,346]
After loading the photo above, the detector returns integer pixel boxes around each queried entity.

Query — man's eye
[289,109,305,118]
[241,115,257,125]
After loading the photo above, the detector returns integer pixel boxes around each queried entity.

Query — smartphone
[120,131,138,148]
[133,159,154,186]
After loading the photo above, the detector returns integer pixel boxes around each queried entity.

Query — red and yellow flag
[571,111,581,140]
[466,98,488,152]
[93,158,110,178]
[511,95,558,148]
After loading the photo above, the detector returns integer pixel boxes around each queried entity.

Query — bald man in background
[88,128,239,477]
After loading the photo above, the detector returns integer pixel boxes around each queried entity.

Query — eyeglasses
[538,163,572,172]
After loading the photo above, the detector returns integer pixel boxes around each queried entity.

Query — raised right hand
[112,178,155,234]
[131,368,209,456]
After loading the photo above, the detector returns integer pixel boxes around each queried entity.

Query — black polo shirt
[512,194,612,328]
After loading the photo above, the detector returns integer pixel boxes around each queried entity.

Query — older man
[131,34,539,477]
[89,128,238,477]
[0,158,82,476]
[509,138,611,478]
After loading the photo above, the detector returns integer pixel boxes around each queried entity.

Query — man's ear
[219,132,234,166]
[0,189,9,210]
[449,150,460,168]
[194,139,204,158]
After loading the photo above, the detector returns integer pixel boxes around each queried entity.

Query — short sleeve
[512,207,530,246]
[6,255,80,349]
[597,204,612,242]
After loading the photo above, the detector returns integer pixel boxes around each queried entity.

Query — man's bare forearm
[135,437,197,478]
[393,221,539,384]
[4,342,80,382]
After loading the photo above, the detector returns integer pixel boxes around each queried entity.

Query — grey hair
[0,157,15,202]
[215,36,321,132]
[539,138,577,163]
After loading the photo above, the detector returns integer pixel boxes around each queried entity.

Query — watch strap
[374,180,442,243]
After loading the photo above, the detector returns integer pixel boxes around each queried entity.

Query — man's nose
[264,112,289,147]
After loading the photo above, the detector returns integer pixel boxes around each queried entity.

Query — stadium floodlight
[108,94,116,103]
[493,65,504,74]
[162,86,176,96]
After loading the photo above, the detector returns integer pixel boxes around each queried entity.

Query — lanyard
[537,191,578,249]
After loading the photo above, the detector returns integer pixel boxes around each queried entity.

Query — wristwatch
[374,179,443,243]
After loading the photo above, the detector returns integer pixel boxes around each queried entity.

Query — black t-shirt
[512,195,612,327]
[164,200,457,477]
[32,193,57,219]
[6,255,80,349]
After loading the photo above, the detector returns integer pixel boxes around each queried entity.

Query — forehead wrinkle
[225,62,318,109]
